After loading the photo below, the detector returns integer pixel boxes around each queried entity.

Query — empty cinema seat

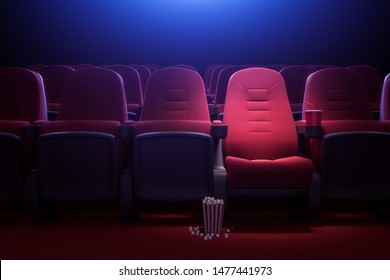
[206,65,230,103]
[346,65,383,118]
[105,65,144,119]
[0,67,47,201]
[130,67,227,212]
[129,65,151,97]
[302,68,390,202]
[223,68,317,212]
[212,65,249,117]
[280,65,314,121]
[380,73,390,120]
[36,65,75,120]
[26,68,131,214]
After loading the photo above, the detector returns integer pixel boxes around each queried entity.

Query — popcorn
[188,197,229,240]
[203,196,225,236]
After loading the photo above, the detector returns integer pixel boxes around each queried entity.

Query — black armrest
[211,124,228,139]
[117,125,133,139]
[208,105,218,120]
[21,125,41,138]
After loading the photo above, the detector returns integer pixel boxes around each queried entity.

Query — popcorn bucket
[202,197,225,235]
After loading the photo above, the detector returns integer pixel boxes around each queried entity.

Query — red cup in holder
[305,110,323,126]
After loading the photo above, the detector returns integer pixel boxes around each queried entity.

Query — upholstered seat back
[303,68,373,120]
[224,67,297,160]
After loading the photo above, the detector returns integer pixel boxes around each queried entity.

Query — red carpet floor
[1,201,390,260]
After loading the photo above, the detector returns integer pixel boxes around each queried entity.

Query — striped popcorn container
[202,197,225,235]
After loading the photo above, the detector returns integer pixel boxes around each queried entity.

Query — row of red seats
[1,66,390,217]
[0,66,226,216]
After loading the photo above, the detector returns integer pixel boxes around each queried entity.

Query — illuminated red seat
[223,68,315,210]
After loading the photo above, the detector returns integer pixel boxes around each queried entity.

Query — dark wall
[1,0,389,75]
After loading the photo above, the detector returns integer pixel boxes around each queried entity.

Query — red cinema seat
[106,65,144,119]
[212,65,249,117]
[303,68,390,202]
[223,68,316,212]
[346,65,383,118]
[0,67,47,201]
[131,67,227,211]
[280,65,314,121]
[37,65,75,120]
[27,68,131,214]
[207,65,230,103]
[129,65,152,98]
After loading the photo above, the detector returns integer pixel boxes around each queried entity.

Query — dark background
[1,0,389,75]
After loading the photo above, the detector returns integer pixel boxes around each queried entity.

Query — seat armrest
[208,104,218,120]
[295,120,323,138]
[211,121,228,139]
[21,124,41,139]
[117,125,133,139]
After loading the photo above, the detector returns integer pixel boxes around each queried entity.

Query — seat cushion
[226,156,313,189]
[134,120,211,135]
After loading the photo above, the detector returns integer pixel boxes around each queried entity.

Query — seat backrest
[208,65,229,96]
[203,64,218,91]
[37,65,75,104]
[129,65,152,96]
[0,67,47,122]
[280,65,314,110]
[140,67,209,121]
[224,67,297,160]
[105,65,143,106]
[380,73,390,120]
[57,68,127,123]
[214,65,248,105]
[303,68,373,120]
[346,65,382,105]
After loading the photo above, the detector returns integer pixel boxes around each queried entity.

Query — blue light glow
[1,0,389,72]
